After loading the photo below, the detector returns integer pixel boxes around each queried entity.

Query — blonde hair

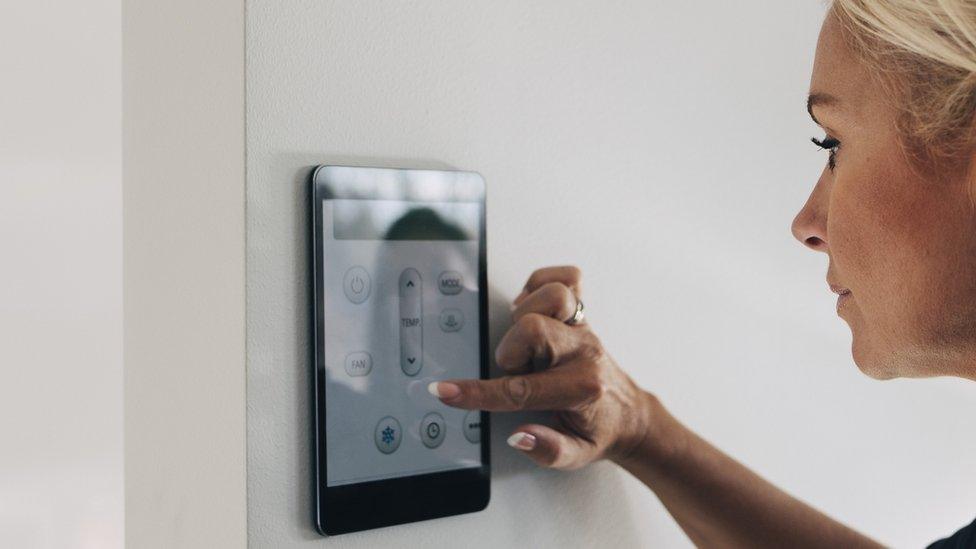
[831,0,976,165]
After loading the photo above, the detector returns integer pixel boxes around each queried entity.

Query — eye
[811,135,841,171]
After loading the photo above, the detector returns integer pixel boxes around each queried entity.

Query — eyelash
[811,135,841,171]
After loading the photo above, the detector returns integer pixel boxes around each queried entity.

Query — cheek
[826,155,920,365]
[827,159,910,310]
[826,174,902,360]
[829,154,976,371]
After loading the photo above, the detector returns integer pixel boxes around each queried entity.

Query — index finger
[428,365,599,412]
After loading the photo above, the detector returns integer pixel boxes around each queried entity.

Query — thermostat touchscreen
[319,193,483,487]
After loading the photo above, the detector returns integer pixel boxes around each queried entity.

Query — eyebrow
[807,92,840,126]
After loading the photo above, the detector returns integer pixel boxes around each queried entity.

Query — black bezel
[310,165,490,536]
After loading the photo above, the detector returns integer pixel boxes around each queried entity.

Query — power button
[342,266,371,304]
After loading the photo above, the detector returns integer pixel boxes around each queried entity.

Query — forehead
[809,11,874,117]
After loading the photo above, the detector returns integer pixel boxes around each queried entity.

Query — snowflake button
[374,416,402,454]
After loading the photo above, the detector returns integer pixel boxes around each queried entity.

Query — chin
[852,355,899,380]
[849,328,901,380]
[844,305,964,379]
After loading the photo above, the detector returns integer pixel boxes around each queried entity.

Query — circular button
[437,270,464,295]
[420,412,446,448]
[439,308,464,332]
[344,351,372,377]
[374,416,402,454]
[343,266,371,304]
[462,410,481,443]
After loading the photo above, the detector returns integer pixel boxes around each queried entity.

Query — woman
[428,1,976,546]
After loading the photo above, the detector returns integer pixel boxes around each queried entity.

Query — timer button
[420,412,446,449]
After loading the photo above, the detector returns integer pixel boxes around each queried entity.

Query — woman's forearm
[614,393,882,548]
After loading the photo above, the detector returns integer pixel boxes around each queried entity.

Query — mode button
[438,270,464,295]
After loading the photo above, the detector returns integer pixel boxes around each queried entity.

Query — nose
[791,176,829,253]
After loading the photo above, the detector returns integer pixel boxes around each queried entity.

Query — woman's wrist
[609,390,688,472]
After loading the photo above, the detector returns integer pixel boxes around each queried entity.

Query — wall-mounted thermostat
[311,165,490,535]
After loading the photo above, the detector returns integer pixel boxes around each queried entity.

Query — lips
[829,282,853,311]
[828,283,851,296]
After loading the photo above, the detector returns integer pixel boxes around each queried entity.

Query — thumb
[506,423,595,470]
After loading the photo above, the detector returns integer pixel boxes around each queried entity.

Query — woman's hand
[428,266,656,470]
[428,266,884,547]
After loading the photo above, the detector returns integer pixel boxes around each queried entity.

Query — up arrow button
[398,268,423,376]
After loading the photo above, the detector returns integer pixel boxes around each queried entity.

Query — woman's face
[792,10,976,381]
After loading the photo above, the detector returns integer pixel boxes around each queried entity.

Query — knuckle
[581,376,606,402]
[565,265,583,284]
[541,282,575,317]
[493,343,506,366]
[558,284,577,317]
[578,332,605,361]
[504,376,531,409]
[545,445,564,468]
[516,313,548,341]
[526,268,546,289]
[576,362,606,402]
[539,281,561,299]
[495,332,519,368]
[495,347,519,371]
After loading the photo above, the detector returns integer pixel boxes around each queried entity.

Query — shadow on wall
[273,155,641,545]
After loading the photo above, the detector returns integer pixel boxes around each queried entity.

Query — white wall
[246,2,976,547]
[0,2,123,548]
[123,1,247,547]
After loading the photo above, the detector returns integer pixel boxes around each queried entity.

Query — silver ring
[565,298,585,326]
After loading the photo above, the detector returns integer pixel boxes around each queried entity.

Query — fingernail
[428,381,461,399]
[506,432,537,451]
[509,302,517,312]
